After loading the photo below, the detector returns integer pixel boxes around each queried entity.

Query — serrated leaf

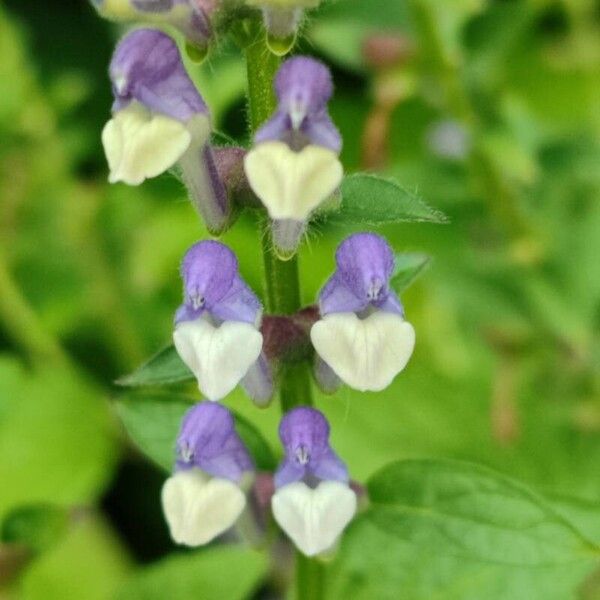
[391,253,431,294]
[115,545,268,600]
[327,174,447,226]
[116,346,193,388]
[115,394,276,472]
[327,459,599,600]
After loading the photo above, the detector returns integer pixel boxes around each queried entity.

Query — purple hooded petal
[176,402,253,482]
[181,240,237,311]
[255,56,341,152]
[318,233,405,316]
[274,407,349,488]
[336,233,394,299]
[276,56,333,116]
[177,241,263,325]
[110,29,208,122]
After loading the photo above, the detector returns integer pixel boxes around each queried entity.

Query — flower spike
[311,233,415,392]
[103,29,231,233]
[173,241,273,403]
[162,402,254,547]
[271,407,356,556]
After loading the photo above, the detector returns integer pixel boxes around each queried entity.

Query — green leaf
[115,545,268,600]
[327,459,599,600]
[1,504,70,555]
[0,357,117,521]
[116,346,193,388]
[116,394,276,472]
[19,516,130,600]
[327,174,448,226]
[390,253,431,294]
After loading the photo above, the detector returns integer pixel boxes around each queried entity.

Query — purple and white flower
[310,233,415,392]
[271,407,356,556]
[162,402,254,546]
[244,56,343,257]
[173,240,273,404]
[103,28,230,233]
[90,0,215,50]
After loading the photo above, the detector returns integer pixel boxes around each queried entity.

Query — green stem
[296,551,326,600]
[244,29,313,407]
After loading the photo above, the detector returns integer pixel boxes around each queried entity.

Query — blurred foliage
[0,0,599,598]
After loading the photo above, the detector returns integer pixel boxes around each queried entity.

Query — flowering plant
[67,1,600,598]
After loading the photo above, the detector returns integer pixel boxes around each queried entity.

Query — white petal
[173,319,263,400]
[244,141,343,221]
[310,312,415,392]
[161,470,246,547]
[272,481,356,557]
[102,101,193,185]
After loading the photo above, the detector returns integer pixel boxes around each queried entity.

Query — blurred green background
[0,0,599,598]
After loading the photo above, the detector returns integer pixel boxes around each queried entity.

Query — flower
[244,56,343,258]
[103,28,231,233]
[90,0,215,50]
[271,407,356,556]
[173,240,273,403]
[162,402,254,546]
[310,233,416,392]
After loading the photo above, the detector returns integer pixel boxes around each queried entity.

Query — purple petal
[301,112,342,154]
[176,402,253,482]
[254,112,290,145]
[255,56,341,152]
[178,241,263,325]
[180,240,238,312]
[274,457,308,489]
[318,272,366,315]
[110,29,208,122]
[310,448,349,483]
[275,56,333,117]
[376,291,405,317]
[275,407,348,488]
[335,232,395,306]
